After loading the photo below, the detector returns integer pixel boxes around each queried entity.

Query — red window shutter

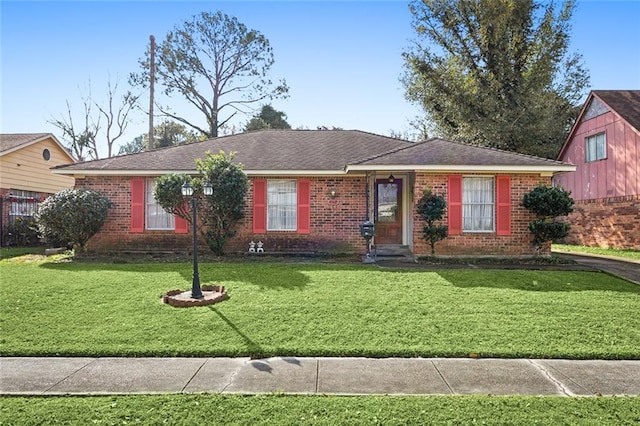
[130,178,145,233]
[174,212,188,234]
[496,175,511,236]
[297,180,311,234]
[448,175,463,235]
[253,179,267,233]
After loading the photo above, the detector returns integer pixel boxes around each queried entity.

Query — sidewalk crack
[431,361,454,394]
[221,359,247,393]
[182,359,208,393]
[528,359,574,396]
[44,358,98,394]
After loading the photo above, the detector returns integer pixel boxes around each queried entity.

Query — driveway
[554,252,640,285]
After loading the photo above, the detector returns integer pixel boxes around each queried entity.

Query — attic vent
[582,97,609,121]
[42,149,51,161]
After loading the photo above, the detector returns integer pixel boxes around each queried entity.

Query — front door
[374,178,402,244]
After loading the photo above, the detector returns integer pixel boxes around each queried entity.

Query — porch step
[374,245,413,258]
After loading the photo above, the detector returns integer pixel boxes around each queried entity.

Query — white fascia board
[51,169,200,176]
[346,164,577,173]
[245,169,346,176]
[52,168,349,177]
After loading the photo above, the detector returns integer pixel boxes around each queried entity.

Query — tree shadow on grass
[208,306,264,357]
[433,270,640,293]
[39,261,315,290]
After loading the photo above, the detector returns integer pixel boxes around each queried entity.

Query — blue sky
[1,1,639,157]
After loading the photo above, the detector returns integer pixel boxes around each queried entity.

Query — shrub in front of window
[35,189,112,252]
[416,189,448,255]
[155,151,248,256]
[522,184,574,253]
[3,216,40,247]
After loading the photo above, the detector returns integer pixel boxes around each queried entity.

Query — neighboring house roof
[0,133,74,162]
[593,90,640,132]
[52,129,574,176]
[557,90,640,160]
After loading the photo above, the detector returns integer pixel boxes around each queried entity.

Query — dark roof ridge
[351,139,422,165]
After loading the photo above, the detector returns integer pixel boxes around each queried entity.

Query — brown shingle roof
[593,90,640,132]
[54,130,411,172]
[354,138,568,167]
[53,129,572,174]
[0,133,51,154]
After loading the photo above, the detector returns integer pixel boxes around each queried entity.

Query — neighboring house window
[8,190,39,225]
[585,133,606,162]
[267,180,297,231]
[462,177,495,232]
[145,179,174,230]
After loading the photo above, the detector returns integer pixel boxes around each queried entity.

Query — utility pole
[148,35,155,151]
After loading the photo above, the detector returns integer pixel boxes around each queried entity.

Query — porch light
[388,174,395,183]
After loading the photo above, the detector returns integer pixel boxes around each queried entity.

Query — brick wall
[228,176,366,253]
[77,175,367,254]
[78,173,553,256]
[560,195,640,250]
[411,173,550,256]
[75,176,192,252]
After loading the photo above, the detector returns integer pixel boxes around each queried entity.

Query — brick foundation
[560,195,640,250]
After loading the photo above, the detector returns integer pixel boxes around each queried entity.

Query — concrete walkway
[2,357,639,396]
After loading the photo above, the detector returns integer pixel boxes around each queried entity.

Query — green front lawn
[553,244,640,261]
[1,257,638,359]
[1,395,638,425]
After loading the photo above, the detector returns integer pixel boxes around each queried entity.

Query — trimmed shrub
[416,189,448,255]
[35,189,112,252]
[522,184,574,253]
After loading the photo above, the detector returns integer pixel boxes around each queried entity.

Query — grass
[1,255,638,359]
[1,395,639,425]
[553,244,640,261]
[0,246,45,259]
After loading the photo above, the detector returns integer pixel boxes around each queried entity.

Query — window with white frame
[8,190,39,224]
[146,179,174,230]
[267,180,297,231]
[463,177,495,232]
[585,132,606,162]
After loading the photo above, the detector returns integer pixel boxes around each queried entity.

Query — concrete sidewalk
[2,357,639,396]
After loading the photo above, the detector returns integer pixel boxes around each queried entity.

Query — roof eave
[52,168,349,177]
[346,164,576,173]
[0,134,75,162]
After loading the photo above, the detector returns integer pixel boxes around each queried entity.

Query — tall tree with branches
[403,0,589,159]
[49,96,99,162]
[50,78,139,160]
[95,79,140,158]
[131,11,289,138]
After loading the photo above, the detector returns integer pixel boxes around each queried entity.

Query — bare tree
[50,78,140,160]
[95,79,140,158]
[131,11,289,138]
[50,94,99,162]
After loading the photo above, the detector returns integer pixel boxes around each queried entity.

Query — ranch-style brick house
[554,90,639,250]
[53,129,575,256]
